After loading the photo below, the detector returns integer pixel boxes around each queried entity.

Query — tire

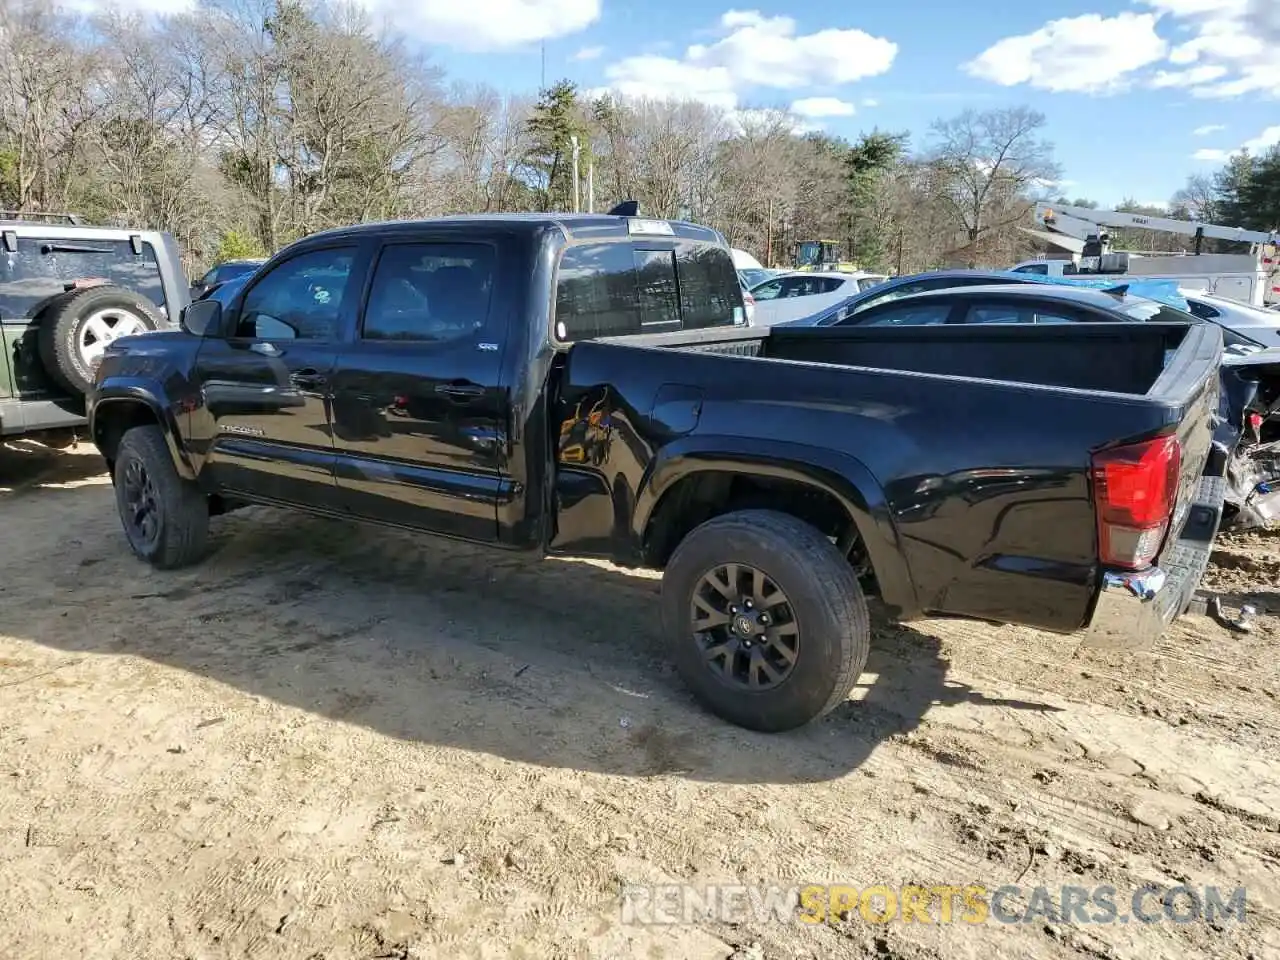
[661,509,871,732]
[38,285,165,396]
[113,424,209,569]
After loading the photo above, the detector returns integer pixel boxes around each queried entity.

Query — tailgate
[1083,323,1225,650]
[1147,321,1224,540]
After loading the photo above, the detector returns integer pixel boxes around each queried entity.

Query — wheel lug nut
[729,605,738,614]
[744,599,753,609]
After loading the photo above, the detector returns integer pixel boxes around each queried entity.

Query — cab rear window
[554,239,744,341]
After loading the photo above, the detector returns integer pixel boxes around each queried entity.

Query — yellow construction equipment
[792,239,858,273]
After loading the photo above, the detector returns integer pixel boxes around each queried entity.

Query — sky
[102,0,1280,210]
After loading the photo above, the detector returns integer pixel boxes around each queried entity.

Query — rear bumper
[1081,475,1225,652]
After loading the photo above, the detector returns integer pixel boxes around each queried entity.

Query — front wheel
[661,509,871,732]
[113,424,209,569]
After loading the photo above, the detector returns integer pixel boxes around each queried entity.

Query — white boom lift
[1028,202,1279,307]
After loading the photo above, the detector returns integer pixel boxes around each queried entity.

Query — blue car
[780,269,1190,327]
[197,272,250,306]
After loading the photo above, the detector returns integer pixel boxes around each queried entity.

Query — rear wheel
[661,509,870,732]
[113,425,209,569]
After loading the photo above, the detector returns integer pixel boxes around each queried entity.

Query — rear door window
[963,301,1093,325]
[855,302,954,326]
[362,242,495,342]
[0,237,164,319]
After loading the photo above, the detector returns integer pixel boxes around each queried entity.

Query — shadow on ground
[0,440,106,494]
[1,451,1058,786]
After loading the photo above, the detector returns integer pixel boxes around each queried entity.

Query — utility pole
[570,135,580,213]
[587,162,594,213]
[540,42,546,91]
[766,196,774,267]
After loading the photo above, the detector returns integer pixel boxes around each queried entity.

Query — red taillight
[1092,435,1181,570]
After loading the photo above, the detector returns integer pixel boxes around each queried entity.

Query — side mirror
[181,299,223,337]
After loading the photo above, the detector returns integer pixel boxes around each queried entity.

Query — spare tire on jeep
[37,284,165,396]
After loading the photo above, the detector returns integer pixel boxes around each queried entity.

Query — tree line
[1,0,1276,277]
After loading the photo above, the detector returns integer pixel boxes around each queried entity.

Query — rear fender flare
[634,435,919,617]
[91,379,195,480]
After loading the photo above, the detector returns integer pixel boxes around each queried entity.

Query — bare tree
[928,107,1060,266]
[0,0,102,211]
[1170,174,1218,222]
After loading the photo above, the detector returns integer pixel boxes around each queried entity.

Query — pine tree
[525,80,591,213]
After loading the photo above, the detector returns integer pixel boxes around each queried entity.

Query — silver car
[1181,291,1280,348]
[748,270,887,326]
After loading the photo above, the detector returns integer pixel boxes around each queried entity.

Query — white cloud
[862,97,879,107]
[1242,125,1280,154]
[963,13,1167,93]
[602,10,896,110]
[573,45,604,61]
[1192,124,1226,136]
[1149,64,1226,87]
[360,0,599,50]
[967,2,1276,99]
[602,56,738,109]
[1190,125,1280,162]
[790,97,856,118]
[1140,0,1274,98]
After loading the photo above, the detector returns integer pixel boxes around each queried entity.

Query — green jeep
[0,213,190,444]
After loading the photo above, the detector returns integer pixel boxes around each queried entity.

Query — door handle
[435,381,485,401]
[289,368,328,390]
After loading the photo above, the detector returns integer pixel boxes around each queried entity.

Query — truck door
[328,239,508,542]
[190,243,361,510]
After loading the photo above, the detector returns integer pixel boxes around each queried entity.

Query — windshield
[795,242,821,267]
[214,262,261,283]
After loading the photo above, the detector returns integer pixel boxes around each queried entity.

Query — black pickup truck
[88,213,1230,732]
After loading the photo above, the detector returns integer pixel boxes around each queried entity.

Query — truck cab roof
[303,213,725,247]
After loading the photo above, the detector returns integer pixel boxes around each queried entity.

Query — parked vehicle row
[783,268,1280,351]
[85,209,1268,734]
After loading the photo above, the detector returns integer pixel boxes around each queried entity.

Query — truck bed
[555,320,1223,634]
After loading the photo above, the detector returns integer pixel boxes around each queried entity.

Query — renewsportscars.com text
[620,883,1248,927]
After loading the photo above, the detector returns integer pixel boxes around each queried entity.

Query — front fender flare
[634,434,919,618]
[90,378,195,481]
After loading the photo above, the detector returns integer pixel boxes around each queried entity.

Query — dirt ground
[1,441,1277,960]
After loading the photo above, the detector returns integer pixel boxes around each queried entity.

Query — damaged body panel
[1221,347,1280,528]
